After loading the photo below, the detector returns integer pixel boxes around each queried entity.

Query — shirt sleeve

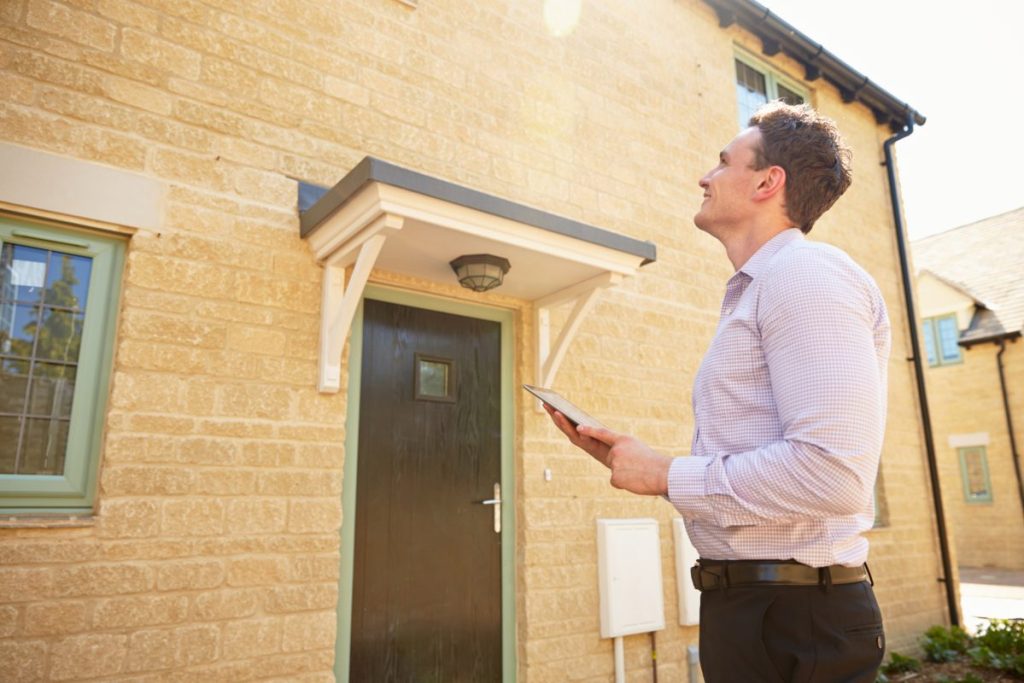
[669,247,889,527]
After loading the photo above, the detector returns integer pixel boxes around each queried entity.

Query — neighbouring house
[913,207,1024,571]
[0,0,954,680]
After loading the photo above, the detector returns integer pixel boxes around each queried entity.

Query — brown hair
[748,101,852,233]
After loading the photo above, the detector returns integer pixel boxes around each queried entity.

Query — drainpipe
[883,115,961,627]
[995,338,1024,521]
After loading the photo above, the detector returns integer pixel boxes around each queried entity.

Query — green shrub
[968,618,1024,675]
[922,624,972,662]
[880,651,922,675]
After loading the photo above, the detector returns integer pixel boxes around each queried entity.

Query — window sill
[0,514,95,529]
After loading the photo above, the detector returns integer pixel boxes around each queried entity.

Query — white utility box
[596,518,665,638]
[673,518,701,626]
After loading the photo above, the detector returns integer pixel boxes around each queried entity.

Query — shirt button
[724,308,733,315]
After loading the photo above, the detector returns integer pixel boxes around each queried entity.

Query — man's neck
[721,224,793,271]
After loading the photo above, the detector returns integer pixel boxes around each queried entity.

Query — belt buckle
[691,564,726,591]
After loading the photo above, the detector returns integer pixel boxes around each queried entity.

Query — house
[0,0,953,680]
[913,207,1024,571]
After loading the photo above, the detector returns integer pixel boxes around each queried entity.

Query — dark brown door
[350,298,502,683]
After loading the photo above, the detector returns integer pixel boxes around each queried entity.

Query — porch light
[449,254,511,292]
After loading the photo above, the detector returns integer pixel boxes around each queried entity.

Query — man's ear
[754,165,786,202]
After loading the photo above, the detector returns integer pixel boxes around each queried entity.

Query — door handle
[476,482,501,533]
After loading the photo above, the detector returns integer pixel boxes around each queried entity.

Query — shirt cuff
[667,455,714,521]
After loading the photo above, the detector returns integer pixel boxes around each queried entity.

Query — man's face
[694,126,765,236]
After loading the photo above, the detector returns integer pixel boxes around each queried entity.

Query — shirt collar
[737,228,804,280]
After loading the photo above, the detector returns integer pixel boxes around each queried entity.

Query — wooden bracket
[534,272,622,408]
[317,215,403,393]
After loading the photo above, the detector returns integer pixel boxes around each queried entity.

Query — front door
[349,298,503,682]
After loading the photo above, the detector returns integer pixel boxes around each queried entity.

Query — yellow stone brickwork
[0,0,950,680]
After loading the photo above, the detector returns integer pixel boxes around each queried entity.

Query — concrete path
[959,566,1024,634]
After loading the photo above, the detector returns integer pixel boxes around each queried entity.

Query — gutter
[996,338,1024,524]
[704,0,926,130]
[883,118,960,627]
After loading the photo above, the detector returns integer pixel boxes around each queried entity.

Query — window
[958,446,993,503]
[0,217,125,513]
[734,51,808,129]
[921,314,962,367]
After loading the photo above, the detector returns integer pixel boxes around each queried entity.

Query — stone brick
[265,583,337,613]
[101,464,196,496]
[226,556,288,587]
[161,498,226,536]
[51,564,153,598]
[174,624,220,667]
[191,588,261,621]
[95,497,160,540]
[24,600,89,636]
[0,640,47,683]
[225,498,287,534]
[222,616,282,660]
[226,324,287,357]
[50,633,128,680]
[121,27,200,79]
[0,568,53,602]
[287,498,342,534]
[156,559,225,591]
[0,605,17,637]
[124,628,177,673]
[288,554,340,583]
[93,594,189,629]
[26,0,117,51]
[281,611,336,653]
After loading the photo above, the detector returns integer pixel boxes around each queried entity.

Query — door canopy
[299,157,656,393]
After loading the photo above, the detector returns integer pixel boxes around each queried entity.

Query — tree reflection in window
[0,244,91,475]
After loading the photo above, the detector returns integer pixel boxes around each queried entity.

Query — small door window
[414,354,455,402]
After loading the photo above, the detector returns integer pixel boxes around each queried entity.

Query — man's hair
[748,101,852,234]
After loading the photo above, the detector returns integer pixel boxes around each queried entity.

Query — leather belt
[690,560,871,592]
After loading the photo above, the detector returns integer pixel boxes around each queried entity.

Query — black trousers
[699,580,885,683]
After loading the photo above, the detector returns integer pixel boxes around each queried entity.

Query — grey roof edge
[704,0,926,130]
[298,157,657,265]
[918,268,989,308]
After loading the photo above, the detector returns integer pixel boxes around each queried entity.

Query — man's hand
[544,405,672,496]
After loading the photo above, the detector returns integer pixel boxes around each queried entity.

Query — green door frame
[334,284,517,681]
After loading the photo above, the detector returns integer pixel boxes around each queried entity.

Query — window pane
[921,320,937,366]
[937,316,961,362]
[27,364,76,419]
[777,83,805,106]
[0,358,30,414]
[44,252,92,311]
[1,243,48,304]
[0,416,20,473]
[735,60,768,128]
[418,359,449,398]
[962,448,991,500]
[35,309,84,363]
[3,303,40,359]
[19,417,69,475]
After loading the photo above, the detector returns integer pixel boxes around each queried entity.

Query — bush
[967,618,1024,675]
[922,625,972,662]
[880,651,922,675]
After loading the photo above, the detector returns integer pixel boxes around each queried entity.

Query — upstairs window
[735,51,808,130]
[0,217,125,513]
[921,314,962,367]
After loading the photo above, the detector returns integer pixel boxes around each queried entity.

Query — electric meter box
[596,518,666,638]
[673,518,701,626]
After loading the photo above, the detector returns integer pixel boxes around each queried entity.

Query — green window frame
[0,216,125,514]
[958,446,993,503]
[734,49,809,130]
[921,314,962,367]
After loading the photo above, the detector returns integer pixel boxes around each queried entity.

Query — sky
[758,0,1024,240]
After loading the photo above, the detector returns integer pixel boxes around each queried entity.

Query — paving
[959,566,1024,634]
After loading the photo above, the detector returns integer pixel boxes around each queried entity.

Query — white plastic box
[596,518,666,638]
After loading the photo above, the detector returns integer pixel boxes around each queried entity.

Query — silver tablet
[523,384,605,429]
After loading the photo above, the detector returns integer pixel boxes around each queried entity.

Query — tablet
[523,384,605,429]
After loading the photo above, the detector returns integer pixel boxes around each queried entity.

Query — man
[546,101,890,682]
